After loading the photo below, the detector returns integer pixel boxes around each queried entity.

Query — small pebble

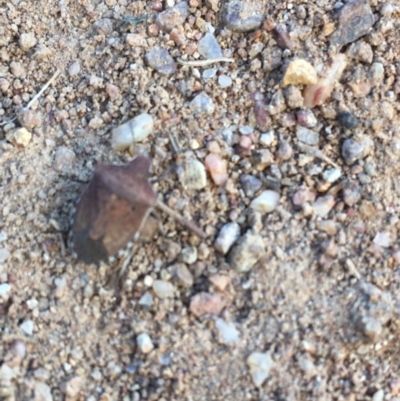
[312,195,335,217]
[209,274,230,292]
[342,181,361,206]
[169,263,194,287]
[203,68,217,79]
[296,125,319,145]
[6,127,32,147]
[145,48,177,75]
[250,190,280,214]
[342,138,364,164]
[18,109,42,130]
[296,110,317,128]
[277,140,292,160]
[221,0,263,32]
[155,1,189,32]
[282,59,318,87]
[68,61,81,77]
[214,222,241,255]
[136,333,154,354]
[179,246,198,265]
[20,320,34,336]
[247,352,274,387]
[337,111,359,129]
[19,32,37,50]
[240,174,262,197]
[34,382,53,401]
[205,154,228,186]
[153,280,175,298]
[373,232,391,248]
[139,291,153,307]
[6,340,26,367]
[189,92,215,115]
[105,83,120,101]
[54,147,76,172]
[239,125,254,135]
[292,189,317,206]
[372,389,385,401]
[182,159,207,190]
[215,318,240,345]
[111,113,154,150]
[10,61,25,78]
[259,131,275,146]
[0,283,12,301]
[0,248,10,263]
[198,33,223,59]
[323,168,342,183]
[63,376,82,399]
[228,231,265,273]
[189,292,226,317]
[218,75,232,88]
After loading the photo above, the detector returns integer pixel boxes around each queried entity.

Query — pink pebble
[205,154,228,186]
[292,188,316,206]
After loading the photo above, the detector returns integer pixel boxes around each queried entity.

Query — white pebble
[6,127,32,148]
[250,190,280,214]
[247,352,274,387]
[130,113,154,142]
[372,389,384,401]
[0,283,12,301]
[215,318,240,345]
[323,167,342,183]
[137,333,154,354]
[189,92,215,115]
[139,291,153,307]
[153,280,175,298]
[26,298,39,310]
[111,121,133,151]
[203,68,217,79]
[0,248,10,263]
[214,222,241,255]
[259,131,275,146]
[20,320,34,336]
[239,125,254,135]
[373,232,391,248]
[68,61,81,77]
[218,75,232,88]
[312,195,335,217]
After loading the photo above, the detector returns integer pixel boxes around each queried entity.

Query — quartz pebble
[282,59,318,87]
[63,376,82,399]
[218,75,232,88]
[250,190,280,214]
[189,292,226,317]
[312,195,335,217]
[68,61,81,77]
[136,333,154,354]
[247,352,274,387]
[20,320,34,336]
[0,248,10,263]
[139,291,153,307]
[209,274,230,291]
[189,92,215,115]
[259,131,275,146]
[145,48,176,75]
[54,147,76,172]
[182,159,207,190]
[0,283,12,301]
[19,32,37,50]
[323,168,342,183]
[198,33,223,59]
[296,110,317,128]
[111,113,154,150]
[373,232,391,248]
[205,154,228,186]
[296,125,319,145]
[153,280,175,298]
[342,181,361,206]
[228,231,265,272]
[292,188,316,206]
[6,127,32,147]
[214,222,241,255]
[155,1,189,32]
[203,68,217,79]
[179,246,198,265]
[221,0,263,32]
[215,318,240,345]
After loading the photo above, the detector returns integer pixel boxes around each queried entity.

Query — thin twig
[0,69,60,126]
[155,200,206,238]
[177,57,235,67]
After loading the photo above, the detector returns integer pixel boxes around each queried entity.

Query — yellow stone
[282,59,318,87]
[6,127,32,147]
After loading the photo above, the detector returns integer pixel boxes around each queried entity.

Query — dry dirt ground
[1,0,400,400]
